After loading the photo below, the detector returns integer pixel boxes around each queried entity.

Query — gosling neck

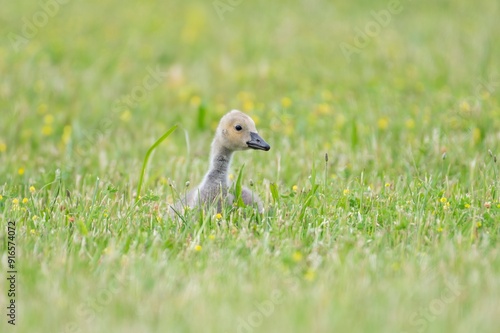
[203,138,233,188]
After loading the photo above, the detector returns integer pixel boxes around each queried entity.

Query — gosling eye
[235,125,243,131]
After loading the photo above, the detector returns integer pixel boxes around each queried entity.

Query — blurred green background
[2,0,498,183]
[1,0,499,332]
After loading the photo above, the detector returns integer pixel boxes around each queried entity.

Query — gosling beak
[247,132,271,151]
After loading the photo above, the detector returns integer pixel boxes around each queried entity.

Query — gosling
[170,110,270,216]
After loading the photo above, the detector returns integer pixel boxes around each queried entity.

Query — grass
[1,0,500,332]
[135,124,177,203]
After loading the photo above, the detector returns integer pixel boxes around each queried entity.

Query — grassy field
[1,0,500,332]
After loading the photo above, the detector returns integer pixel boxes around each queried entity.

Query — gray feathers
[169,110,270,218]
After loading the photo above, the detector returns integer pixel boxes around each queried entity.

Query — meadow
[1,0,499,332]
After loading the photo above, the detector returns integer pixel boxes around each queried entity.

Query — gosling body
[170,110,270,216]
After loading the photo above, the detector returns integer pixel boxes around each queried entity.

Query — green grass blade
[270,182,279,203]
[197,104,207,130]
[351,118,358,149]
[235,164,245,207]
[136,125,178,202]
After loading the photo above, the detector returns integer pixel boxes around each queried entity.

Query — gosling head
[216,110,271,152]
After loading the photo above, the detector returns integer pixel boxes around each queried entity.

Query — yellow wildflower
[18,168,25,175]
[0,142,6,153]
[343,189,350,195]
[208,234,215,240]
[215,213,222,220]
[335,113,346,129]
[405,118,415,129]
[22,198,28,204]
[120,110,132,122]
[377,117,389,130]
[237,91,252,102]
[189,95,201,107]
[194,245,202,252]
[304,269,316,281]
[385,183,391,188]
[292,185,298,193]
[316,103,330,115]
[292,251,303,262]
[62,125,72,145]
[44,114,54,124]
[437,227,443,233]
[481,91,490,100]
[30,186,36,194]
[243,100,254,112]
[459,101,471,112]
[464,203,470,209]
[12,198,19,205]
[281,97,292,108]
[252,114,260,125]
[440,197,447,203]
[476,222,482,228]
[472,127,481,145]
[42,125,53,136]
[180,7,206,43]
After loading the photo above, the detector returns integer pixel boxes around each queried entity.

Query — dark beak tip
[248,132,270,151]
